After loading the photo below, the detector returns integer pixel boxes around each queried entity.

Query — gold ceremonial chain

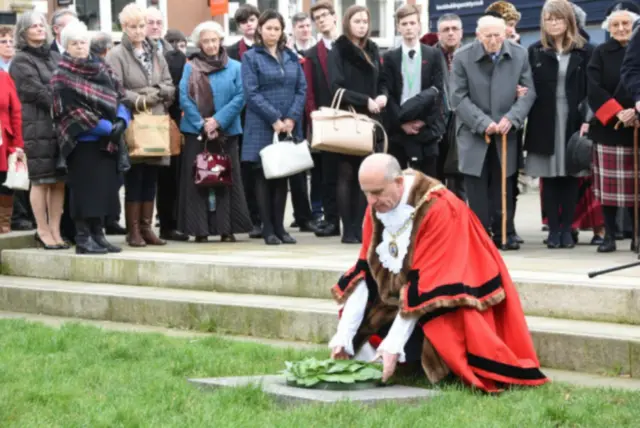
[386,184,445,258]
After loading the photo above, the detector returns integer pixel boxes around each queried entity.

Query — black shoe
[615,231,625,240]
[341,234,360,244]
[290,221,298,228]
[277,232,296,244]
[105,222,127,235]
[493,236,520,250]
[75,219,108,254]
[12,220,34,231]
[511,233,524,244]
[631,239,638,253]
[315,223,340,237]
[249,225,262,239]
[91,221,122,253]
[264,234,281,245]
[590,235,605,246]
[572,229,579,244]
[299,220,321,233]
[160,230,189,241]
[35,233,63,250]
[560,231,575,249]
[546,232,561,249]
[597,236,616,253]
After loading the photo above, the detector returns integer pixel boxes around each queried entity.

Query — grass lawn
[1,320,639,428]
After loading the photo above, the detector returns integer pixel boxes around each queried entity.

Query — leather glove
[110,118,127,143]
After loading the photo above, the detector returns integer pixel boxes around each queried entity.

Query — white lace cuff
[377,313,419,363]
[328,280,368,356]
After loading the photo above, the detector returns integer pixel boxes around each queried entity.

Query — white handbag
[260,133,314,180]
[3,151,29,191]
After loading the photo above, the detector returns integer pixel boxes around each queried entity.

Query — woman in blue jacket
[51,21,131,255]
[241,10,307,245]
[177,21,252,243]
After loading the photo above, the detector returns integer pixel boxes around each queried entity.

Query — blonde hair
[540,0,585,52]
[119,3,146,28]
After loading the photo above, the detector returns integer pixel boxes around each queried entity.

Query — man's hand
[375,95,388,109]
[497,117,513,135]
[580,122,590,137]
[283,118,295,133]
[331,346,350,360]
[368,98,380,114]
[516,85,528,98]
[617,108,636,127]
[486,122,499,135]
[371,350,399,383]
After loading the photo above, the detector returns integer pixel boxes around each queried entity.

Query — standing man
[304,0,341,237]
[0,27,14,71]
[382,4,445,177]
[145,7,188,242]
[228,4,262,239]
[421,14,466,200]
[50,8,77,53]
[450,16,535,250]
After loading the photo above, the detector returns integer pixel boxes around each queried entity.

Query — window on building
[228,0,247,36]
[76,0,101,31]
[112,0,131,31]
[257,0,277,11]
[366,0,390,38]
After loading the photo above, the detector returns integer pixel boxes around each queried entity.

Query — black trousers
[310,153,323,219]
[125,163,158,202]
[464,143,515,241]
[241,162,260,226]
[408,155,438,178]
[541,177,579,233]
[289,171,312,225]
[156,155,180,232]
[105,173,123,224]
[61,184,76,240]
[11,189,34,225]
[322,152,339,225]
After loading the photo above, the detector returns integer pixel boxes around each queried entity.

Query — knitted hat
[485,1,522,23]
[164,29,187,45]
[605,1,640,17]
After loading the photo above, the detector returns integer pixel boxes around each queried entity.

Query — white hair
[601,9,640,30]
[191,21,225,44]
[61,20,90,50]
[476,15,506,33]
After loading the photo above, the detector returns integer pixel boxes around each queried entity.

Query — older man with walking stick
[450,15,535,250]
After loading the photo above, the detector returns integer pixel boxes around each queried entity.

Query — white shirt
[322,37,333,51]
[57,39,65,55]
[243,37,254,47]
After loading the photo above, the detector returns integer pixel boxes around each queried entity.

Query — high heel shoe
[35,233,62,250]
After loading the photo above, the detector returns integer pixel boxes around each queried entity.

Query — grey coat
[105,35,175,166]
[450,40,535,177]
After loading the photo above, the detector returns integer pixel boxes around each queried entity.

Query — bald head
[359,154,404,213]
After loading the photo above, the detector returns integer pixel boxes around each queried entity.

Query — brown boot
[125,202,146,247]
[140,201,166,245]
[0,195,13,234]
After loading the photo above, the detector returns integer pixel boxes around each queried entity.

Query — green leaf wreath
[282,358,383,388]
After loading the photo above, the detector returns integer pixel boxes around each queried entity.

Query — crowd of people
[0,0,638,254]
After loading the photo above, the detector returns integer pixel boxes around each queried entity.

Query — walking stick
[484,133,508,249]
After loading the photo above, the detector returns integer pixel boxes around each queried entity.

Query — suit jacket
[50,40,61,53]
[450,40,535,177]
[381,44,445,159]
[303,40,332,125]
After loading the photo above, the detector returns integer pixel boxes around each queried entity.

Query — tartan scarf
[51,53,125,159]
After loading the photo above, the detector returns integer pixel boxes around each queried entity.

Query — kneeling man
[328,154,548,393]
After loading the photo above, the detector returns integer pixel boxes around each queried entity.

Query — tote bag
[260,133,314,179]
[124,97,172,157]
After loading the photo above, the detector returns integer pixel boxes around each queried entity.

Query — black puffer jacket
[9,45,61,180]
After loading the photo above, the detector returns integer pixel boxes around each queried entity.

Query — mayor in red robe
[329,164,548,393]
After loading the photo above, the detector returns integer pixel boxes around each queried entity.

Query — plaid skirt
[593,143,639,207]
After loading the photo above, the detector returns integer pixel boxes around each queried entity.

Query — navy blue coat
[622,28,640,104]
[240,46,307,163]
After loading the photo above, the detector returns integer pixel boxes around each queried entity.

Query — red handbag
[193,135,232,188]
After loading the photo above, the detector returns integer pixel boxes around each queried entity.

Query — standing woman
[105,3,175,247]
[241,10,307,246]
[51,21,131,254]
[10,11,67,249]
[587,3,640,252]
[524,0,593,249]
[178,21,252,242]
[328,5,386,244]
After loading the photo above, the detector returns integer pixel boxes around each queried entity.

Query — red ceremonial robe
[331,171,549,393]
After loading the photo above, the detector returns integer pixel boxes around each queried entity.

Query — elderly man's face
[438,19,462,49]
[146,10,164,40]
[54,13,76,41]
[293,18,312,43]
[477,24,505,54]
[360,173,404,213]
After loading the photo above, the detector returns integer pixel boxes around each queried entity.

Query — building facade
[46,0,423,48]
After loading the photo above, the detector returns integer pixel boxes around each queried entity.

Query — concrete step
[3,249,640,325]
[0,276,639,378]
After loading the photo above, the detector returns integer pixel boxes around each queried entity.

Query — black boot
[90,219,122,253]
[75,219,108,255]
[597,235,616,253]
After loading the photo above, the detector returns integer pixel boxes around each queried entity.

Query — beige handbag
[310,88,388,156]
[124,97,172,157]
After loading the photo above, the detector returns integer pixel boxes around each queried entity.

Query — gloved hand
[110,118,127,143]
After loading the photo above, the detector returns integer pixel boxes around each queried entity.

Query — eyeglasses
[439,26,461,33]
[0,39,13,45]
[313,11,332,21]
[147,20,163,26]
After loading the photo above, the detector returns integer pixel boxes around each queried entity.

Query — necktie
[408,49,416,60]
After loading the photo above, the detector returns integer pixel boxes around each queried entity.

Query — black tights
[602,206,634,238]
[255,173,287,237]
[542,177,579,233]
[337,156,366,238]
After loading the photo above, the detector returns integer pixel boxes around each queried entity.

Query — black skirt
[177,134,253,237]
[66,139,119,220]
